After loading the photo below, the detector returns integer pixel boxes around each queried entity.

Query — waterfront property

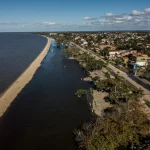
[128,54,148,75]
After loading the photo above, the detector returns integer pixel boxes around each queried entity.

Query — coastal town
[51,32,150,80]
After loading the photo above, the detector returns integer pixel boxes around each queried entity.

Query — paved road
[73,43,150,95]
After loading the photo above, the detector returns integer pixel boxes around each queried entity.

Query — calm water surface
[0,33,47,94]
[0,38,91,150]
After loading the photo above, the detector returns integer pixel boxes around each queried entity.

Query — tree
[96,75,143,104]
[75,89,88,97]
[74,102,150,150]
[100,47,109,58]
[85,60,105,71]
[92,76,100,83]
[77,52,94,63]
[115,58,121,66]
[62,48,73,57]
[62,46,80,57]
[104,72,111,79]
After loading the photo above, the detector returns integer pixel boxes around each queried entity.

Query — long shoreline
[0,36,51,117]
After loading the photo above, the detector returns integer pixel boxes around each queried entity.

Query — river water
[0,33,47,94]
[0,38,91,150]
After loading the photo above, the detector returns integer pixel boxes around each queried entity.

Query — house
[128,54,148,74]
[109,50,137,59]
[83,41,88,45]
[129,55,148,67]
[147,57,150,70]
[146,44,150,48]
[109,51,122,59]
[144,57,150,79]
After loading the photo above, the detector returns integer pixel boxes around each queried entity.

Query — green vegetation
[74,72,149,149]
[92,76,100,83]
[75,102,150,150]
[77,52,94,63]
[145,100,150,108]
[62,46,80,57]
[96,75,143,104]
[62,47,106,73]
[115,58,121,66]
[99,47,109,58]
[85,60,105,71]
[75,89,88,97]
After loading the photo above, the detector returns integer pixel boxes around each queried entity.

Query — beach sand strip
[0,36,51,117]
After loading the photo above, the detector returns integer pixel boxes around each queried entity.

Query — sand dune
[0,36,51,117]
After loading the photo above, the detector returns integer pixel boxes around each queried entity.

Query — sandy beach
[0,36,51,117]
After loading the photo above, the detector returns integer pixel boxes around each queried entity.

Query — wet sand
[0,36,51,117]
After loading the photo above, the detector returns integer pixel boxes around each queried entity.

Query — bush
[75,89,87,97]
[145,100,150,108]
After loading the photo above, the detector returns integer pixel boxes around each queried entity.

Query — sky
[0,0,150,31]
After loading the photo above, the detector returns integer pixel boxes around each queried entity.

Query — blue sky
[0,0,150,31]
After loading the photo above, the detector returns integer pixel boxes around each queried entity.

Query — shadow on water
[0,39,92,150]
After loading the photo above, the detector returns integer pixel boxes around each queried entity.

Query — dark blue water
[0,33,47,94]
[0,38,91,150]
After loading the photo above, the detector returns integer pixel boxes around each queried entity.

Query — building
[109,50,137,59]
[144,57,150,79]
[147,57,150,70]
[146,44,150,49]
[130,55,148,67]
[109,51,122,59]
[128,54,148,75]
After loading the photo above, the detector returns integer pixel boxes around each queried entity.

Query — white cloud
[116,16,132,21]
[145,8,150,13]
[41,22,56,25]
[127,16,133,20]
[1,7,150,31]
[131,10,145,16]
[83,16,97,20]
[90,19,111,25]
[135,19,143,22]
[106,13,114,17]
[114,20,124,23]
[0,22,23,25]
[130,8,150,16]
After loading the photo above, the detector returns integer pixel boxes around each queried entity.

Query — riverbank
[0,36,51,117]
[67,52,109,116]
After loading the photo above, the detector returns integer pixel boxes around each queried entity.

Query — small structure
[129,54,148,67]
[128,54,148,75]
[123,56,129,65]
[146,44,150,49]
